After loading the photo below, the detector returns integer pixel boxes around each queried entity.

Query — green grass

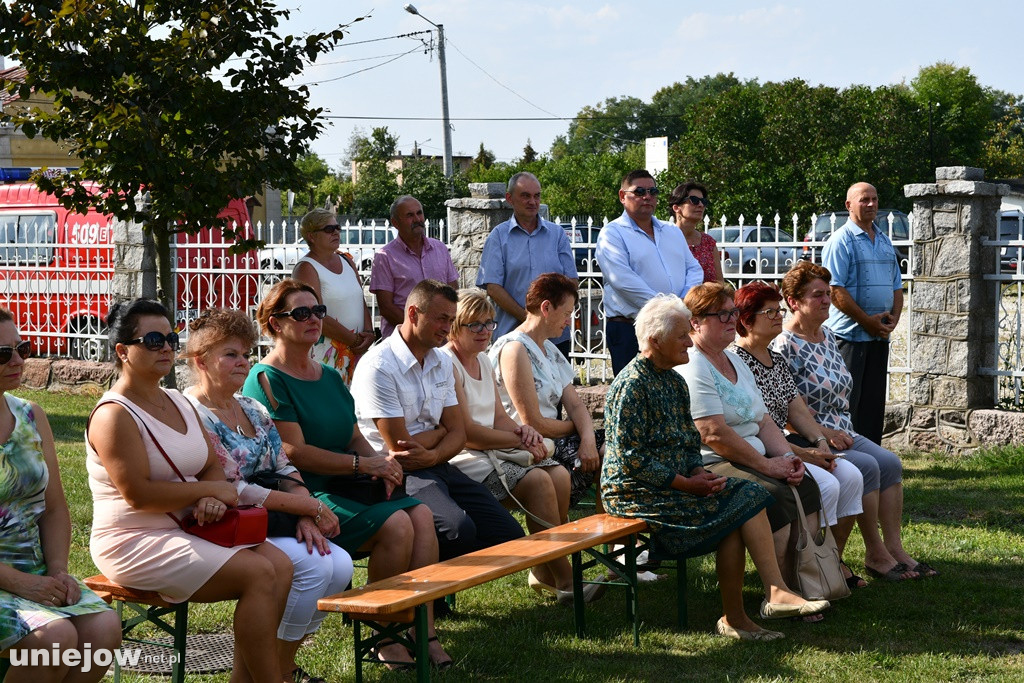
[17,388,1024,681]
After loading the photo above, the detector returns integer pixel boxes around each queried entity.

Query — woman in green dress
[0,307,121,680]
[601,294,829,641]
[242,278,449,671]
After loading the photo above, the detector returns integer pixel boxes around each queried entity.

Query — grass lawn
[17,388,1024,682]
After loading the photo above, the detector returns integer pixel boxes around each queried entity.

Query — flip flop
[864,562,917,582]
[840,561,868,589]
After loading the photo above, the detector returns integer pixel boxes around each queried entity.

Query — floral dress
[601,356,772,556]
[0,395,111,650]
[690,231,720,283]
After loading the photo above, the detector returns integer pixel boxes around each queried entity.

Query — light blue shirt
[595,211,704,318]
[476,215,578,342]
[821,219,903,342]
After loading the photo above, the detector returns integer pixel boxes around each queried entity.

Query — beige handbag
[790,485,852,601]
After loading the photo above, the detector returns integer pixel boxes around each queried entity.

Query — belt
[608,316,635,324]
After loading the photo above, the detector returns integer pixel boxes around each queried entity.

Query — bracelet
[815,437,828,445]
[353,453,360,474]
[313,500,323,525]
[782,451,796,459]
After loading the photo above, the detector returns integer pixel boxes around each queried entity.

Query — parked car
[1000,209,1024,273]
[340,226,397,273]
[562,223,602,276]
[707,225,799,274]
[801,210,910,264]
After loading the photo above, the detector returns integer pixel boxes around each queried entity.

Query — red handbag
[95,396,269,548]
[179,505,268,547]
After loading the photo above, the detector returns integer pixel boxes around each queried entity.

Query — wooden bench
[83,575,189,683]
[318,513,649,682]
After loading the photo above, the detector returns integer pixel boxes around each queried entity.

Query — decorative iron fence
[980,208,1024,408]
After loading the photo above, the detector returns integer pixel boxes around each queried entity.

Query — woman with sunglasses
[443,290,595,604]
[677,284,827,618]
[733,281,867,590]
[292,208,375,385]
[669,181,724,284]
[0,310,122,681]
[183,308,352,683]
[242,279,449,671]
[87,299,293,682]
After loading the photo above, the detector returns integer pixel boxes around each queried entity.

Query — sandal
[371,638,415,672]
[909,561,940,578]
[291,666,327,683]
[840,561,868,589]
[865,562,917,582]
[408,633,454,671]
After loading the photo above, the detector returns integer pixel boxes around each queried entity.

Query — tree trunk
[153,226,178,390]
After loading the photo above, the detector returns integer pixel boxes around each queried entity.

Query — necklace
[202,390,247,436]
[130,389,169,413]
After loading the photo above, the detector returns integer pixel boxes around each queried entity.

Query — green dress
[242,363,420,553]
[601,356,773,556]
[0,395,111,650]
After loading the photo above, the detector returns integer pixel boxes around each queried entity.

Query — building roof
[0,66,28,106]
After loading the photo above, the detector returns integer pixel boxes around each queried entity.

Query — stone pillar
[444,183,512,289]
[902,167,1008,451]
[112,192,157,305]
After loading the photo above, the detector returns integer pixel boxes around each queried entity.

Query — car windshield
[708,227,741,243]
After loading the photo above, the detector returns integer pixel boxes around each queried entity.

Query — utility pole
[404,4,453,187]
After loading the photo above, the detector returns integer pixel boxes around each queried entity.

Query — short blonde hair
[299,208,336,239]
[450,288,495,340]
[635,294,691,353]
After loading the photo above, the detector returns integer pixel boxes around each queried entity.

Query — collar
[510,214,548,235]
[618,211,663,235]
[396,235,434,255]
[387,328,442,374]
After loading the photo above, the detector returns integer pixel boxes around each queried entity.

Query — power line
[322,114,682,122]
[294,45,421,86]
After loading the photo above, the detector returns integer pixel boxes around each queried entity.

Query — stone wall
[445,182,511,289]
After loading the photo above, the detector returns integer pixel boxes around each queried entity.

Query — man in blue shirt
[477,172,578,359]
[821,182,903,445]
[595,169,704,374]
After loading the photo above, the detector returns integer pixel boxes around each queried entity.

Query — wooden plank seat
[318,513,649,682]
[83,574,188,683]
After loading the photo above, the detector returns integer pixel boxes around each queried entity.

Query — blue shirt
[476,215,578,342]
[821,219,903,342]
[595,211,704,319]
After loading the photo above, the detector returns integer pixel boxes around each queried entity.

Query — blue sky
[285,1,1021,170]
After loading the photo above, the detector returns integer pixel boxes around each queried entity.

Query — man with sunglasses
[476,172,578,360]
[371,195,459,339]
[596,169,704,374]
[351,279,525,562]
[821,181,903,445]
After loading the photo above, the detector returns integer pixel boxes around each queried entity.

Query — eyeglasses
[756,307,787,320]
[316,224,342,234]
[626,187,659,198]
[124,331,180,352]
[701,309,740,323]
[0,340,32,365]
[272,305,328,322]
[461,320,498,333]
[683,195,710,207]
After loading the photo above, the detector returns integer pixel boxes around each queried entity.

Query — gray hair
[299,208,335,238]
[389,194,418,223]
[507,171,539,195]
[635,294,691,354]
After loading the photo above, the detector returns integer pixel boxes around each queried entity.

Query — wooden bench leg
[115,599,189,683]
[351,616,425,683]
[677,557,688,630]
[570,533,642,646]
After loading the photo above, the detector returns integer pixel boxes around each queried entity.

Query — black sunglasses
[272,305,328,322]
[0,340,32,365]
[124,331,180,351]
[627,187,659,197]
[683,195,710,207]
[461,320,498,333]
[316,224,342,234]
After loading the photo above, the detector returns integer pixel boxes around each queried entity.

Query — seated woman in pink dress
[87,299,294,683]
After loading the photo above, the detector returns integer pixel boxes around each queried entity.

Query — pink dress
[689,232,719,283]
[87,389,253,603]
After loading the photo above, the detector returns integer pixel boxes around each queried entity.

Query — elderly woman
[292,208,375,385]
[733,282,867,589]
[0,309,121,682]
[87,299,292,682]
[774,261,938,581]
[490,273,602,508]
[241,279,451,670]
[183,308,353,683]
[443,290,601,604]
[602,294,828,640]
[677,283,823,584]
[669,181,723,284]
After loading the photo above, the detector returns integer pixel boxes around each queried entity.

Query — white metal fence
[981,208,1024,408]
[0,213,919,399]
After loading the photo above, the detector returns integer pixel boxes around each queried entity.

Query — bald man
[820,182,903,444]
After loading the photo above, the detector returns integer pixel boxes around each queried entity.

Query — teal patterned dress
[601,356,773,555]
[0,395,111,650]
